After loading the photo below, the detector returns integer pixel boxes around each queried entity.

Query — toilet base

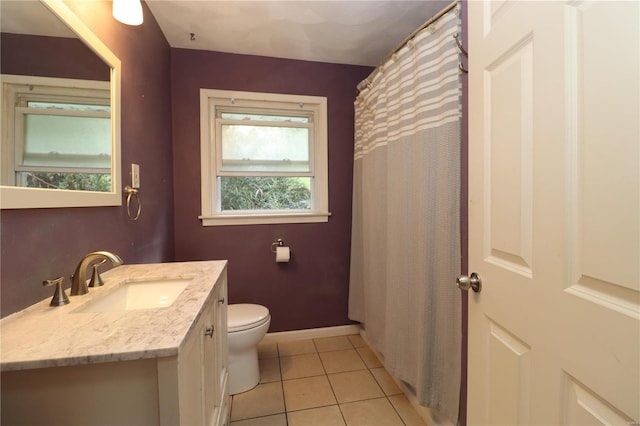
[228,346,259,395]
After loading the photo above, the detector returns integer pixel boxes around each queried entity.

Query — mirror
[0,0,121,209]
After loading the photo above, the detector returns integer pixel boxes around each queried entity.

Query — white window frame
[0,0,122,210]
[199,89,330,226]
[2,77,111,187]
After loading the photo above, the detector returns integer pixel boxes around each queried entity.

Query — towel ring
[124,186,141,220]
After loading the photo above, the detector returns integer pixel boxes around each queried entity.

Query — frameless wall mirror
[0,0,121,209]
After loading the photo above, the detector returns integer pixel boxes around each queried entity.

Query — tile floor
[229,334,427,426]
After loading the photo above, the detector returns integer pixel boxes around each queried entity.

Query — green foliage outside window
[221,176,311,211]
[23,172,111,192]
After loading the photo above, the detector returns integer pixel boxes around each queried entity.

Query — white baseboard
[263,324,361,344]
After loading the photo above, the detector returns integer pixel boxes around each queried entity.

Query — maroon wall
[1,33,109,80]
[0,1,174,317]
[171,49,372,332]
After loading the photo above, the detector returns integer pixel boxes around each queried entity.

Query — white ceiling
[145,1,452,66]
[0,0,453,67]
[0,1,76,37]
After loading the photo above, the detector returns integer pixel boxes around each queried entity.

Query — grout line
[321,352,343,420]
[387,394,409,426]
[277,347,290,422]
[234,335,421,426]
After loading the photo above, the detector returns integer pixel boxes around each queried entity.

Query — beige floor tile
[319,349,366,374]
[370,367,402,396]
[327,370,384,403]
[287,405,346,426]
[231,333,428,426]
[346,334,366,348]
[340,398,404,426]
[257,342,278,359]
[314,336,354,352]
[230,413,288,426]
[280,353,325,380]
[230,382,285,421]
[282,375,337,411]
[278,339,317,356]
[355,346,383,368]
[388,395,428,426]
[259,356,281,383]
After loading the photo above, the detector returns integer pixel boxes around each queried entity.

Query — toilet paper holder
[270,238,285,253]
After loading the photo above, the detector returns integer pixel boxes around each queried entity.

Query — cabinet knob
[204,326,214,338]
[218,297,225,304]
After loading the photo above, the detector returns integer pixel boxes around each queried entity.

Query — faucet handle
[88,259,107,288]
[43,277,70,307]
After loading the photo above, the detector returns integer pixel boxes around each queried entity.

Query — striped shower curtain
[348,7,461,424]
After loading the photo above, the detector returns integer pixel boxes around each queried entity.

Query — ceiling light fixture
[113,0,143,26]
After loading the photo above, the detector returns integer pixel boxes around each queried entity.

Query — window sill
[0,185,121,209]
[199,211,331,226]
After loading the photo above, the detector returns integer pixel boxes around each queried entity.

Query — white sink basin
[74,278,192,313]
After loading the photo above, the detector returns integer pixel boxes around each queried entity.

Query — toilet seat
[228,304,270,332]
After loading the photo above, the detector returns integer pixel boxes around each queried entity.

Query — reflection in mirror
[0,0,121,209]
[2,75,111,192]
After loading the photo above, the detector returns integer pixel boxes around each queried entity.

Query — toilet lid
[228,304,270,332]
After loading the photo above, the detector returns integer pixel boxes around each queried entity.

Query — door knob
[456,272,482,293]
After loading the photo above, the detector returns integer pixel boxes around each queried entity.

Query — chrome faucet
[70,251,123,296]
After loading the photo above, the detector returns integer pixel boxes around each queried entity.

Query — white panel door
[467,1,639,424]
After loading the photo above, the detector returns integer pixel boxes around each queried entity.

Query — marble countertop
[0,260,227,372]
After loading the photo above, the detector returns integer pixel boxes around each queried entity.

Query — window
[200,89,329,226]
[1,75,112,192]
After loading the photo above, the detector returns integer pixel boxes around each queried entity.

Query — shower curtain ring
[453,33,467,57]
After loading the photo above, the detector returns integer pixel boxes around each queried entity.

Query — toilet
[227,304,271,395]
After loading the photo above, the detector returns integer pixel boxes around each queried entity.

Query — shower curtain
[348,6,461,423]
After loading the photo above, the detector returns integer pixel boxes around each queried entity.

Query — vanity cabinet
[1,263,229,426]
[164,274,229,426]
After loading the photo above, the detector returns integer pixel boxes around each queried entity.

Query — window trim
[10,84,111,179]
[1,74,119,204]
[199,89,330,226]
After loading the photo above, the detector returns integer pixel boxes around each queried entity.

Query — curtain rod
[358,0,458,93]
[378,0,458,68]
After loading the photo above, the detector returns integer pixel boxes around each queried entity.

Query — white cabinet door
[202,298,217,426]
[215,276,229,424]
[177,317,205,426]
[175,272,229,426]
[467,1,639,424]
[203,273,228,426]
